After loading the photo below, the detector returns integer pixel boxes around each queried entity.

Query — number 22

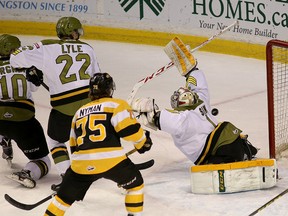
[56,53,91,84]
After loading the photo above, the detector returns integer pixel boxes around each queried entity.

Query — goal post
[266,39,288,159]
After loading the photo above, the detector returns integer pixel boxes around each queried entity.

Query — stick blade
[4,194,34,210]
[135,159,155,170]
[4,193,54,211]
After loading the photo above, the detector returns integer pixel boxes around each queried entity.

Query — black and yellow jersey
[70,97,146,174]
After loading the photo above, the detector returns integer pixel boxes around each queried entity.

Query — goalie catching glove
[26,66,44,86]
[137,130,153,154]
[131,97,160,130]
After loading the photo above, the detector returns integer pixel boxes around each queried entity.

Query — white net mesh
[270,41,288,158]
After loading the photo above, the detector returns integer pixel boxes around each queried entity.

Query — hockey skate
[6,170,36,188]
[1,137,13,166]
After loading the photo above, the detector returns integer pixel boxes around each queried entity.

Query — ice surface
[1,36,287,216]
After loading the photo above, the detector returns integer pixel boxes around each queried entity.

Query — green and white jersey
[0,58,37,121]
[159,100,219,164]
[10,39,101,116]
[185,69,211,108]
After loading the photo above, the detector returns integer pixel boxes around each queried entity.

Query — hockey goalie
[131,36,277,194]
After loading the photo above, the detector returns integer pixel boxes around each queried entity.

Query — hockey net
[266,39,288,159]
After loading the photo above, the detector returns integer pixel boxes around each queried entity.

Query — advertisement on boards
[0,0,287,45]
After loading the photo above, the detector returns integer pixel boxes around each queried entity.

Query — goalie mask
[170,87,199,109]
[89,73,116,99]
[56,17,83,39]
[0,34,21,57]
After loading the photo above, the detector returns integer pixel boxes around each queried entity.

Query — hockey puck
[211,108,219,116]
[51,184,57,191]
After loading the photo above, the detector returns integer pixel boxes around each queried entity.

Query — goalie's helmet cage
[170,87,197,109]
[0,34,21,57]
[89,73,116,99]
[56,17,83,39]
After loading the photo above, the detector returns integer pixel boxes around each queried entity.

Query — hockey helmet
[89,73,116,99]
[0,34,21,57]
[56,17,83,39]
[170,87,199,109]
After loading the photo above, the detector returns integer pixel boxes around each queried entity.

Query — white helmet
[170,87,198,109]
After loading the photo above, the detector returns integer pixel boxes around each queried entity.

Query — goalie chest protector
[190,159,277,194]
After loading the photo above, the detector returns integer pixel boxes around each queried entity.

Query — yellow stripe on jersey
[71,154,126,174]
[110,99,146,144]
[197,122,223,165]
[133,133,146,150]
[72,147,125,156]
[51,88,89,101]
[186,76,197,87]
[113,114,136,132]
[70,97,146,174]
[17,99,34,107]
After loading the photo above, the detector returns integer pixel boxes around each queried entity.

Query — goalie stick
[127,20,239,105]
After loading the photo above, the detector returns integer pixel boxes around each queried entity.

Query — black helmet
[89,73,115,99]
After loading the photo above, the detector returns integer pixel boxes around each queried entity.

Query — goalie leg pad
[190,159,277,194]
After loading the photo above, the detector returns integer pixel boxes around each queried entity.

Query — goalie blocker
[190,158,277,194]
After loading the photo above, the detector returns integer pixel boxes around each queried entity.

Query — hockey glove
[131,97,155,111]
[137,130,153,154]
[26,66,44,86]
[132,97,159,130]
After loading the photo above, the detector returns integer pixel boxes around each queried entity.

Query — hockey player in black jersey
[44,73,153,216]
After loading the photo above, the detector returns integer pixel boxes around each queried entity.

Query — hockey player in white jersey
[132,85,258,165]
[0,34,51,188]
[10,17,101,176]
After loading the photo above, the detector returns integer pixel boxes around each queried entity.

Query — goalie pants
[45,158,144,216]
[0,117,49,160]
[195,121,257,165]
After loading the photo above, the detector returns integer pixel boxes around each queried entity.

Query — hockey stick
[41,81,49,91]
[127,20,239,105]
[26,66,50,91]
[4,192,56,211]
[4,148,154,211]
[248,188,288,216]
[49,149,154,191]
[126,148,155,170]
